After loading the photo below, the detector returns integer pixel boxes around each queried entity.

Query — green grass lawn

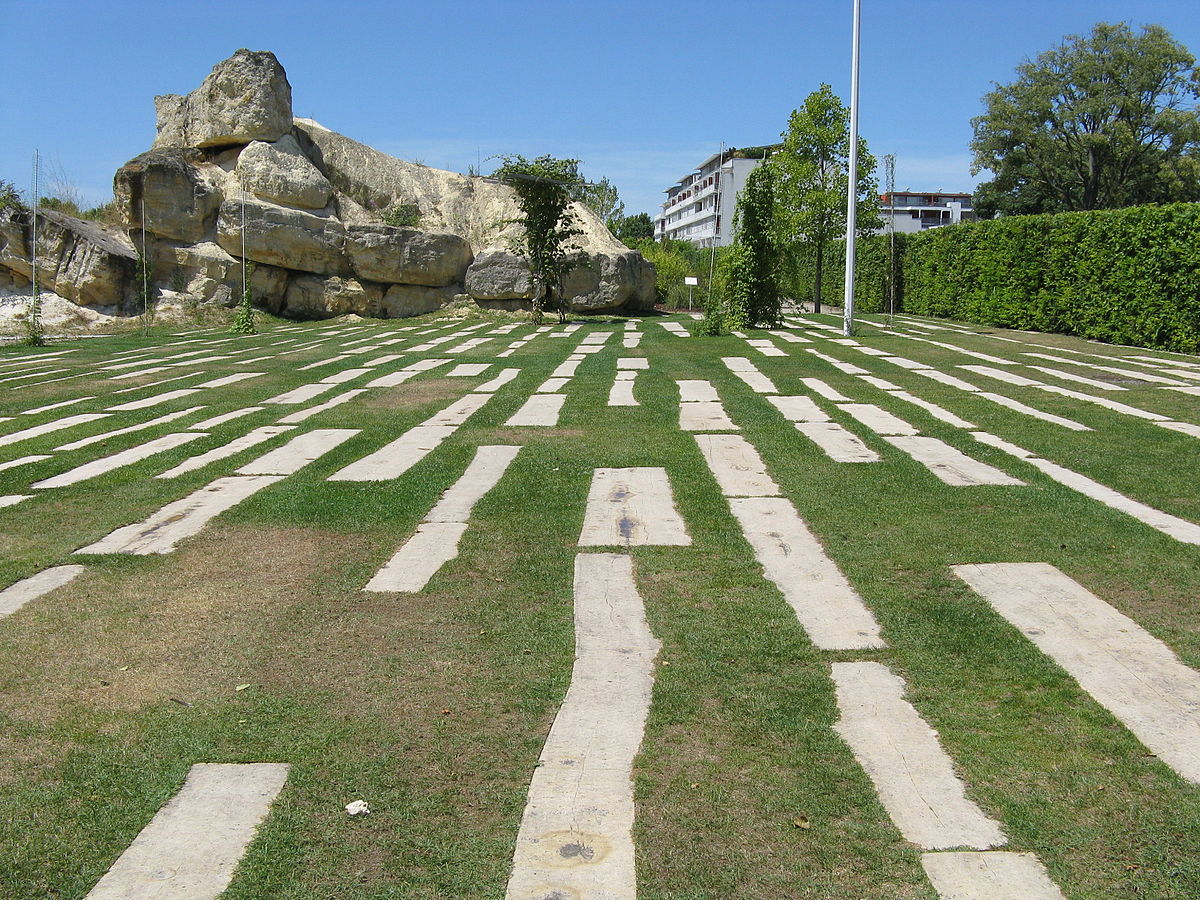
[0,307,1197,899]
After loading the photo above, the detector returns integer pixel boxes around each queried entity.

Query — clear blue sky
[4,0,1199,218]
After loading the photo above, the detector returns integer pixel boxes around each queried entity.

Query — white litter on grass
[954,562,1200,784]
[157,426,296,478]
[345,800,370,816]
[83,763,289,900]
[505,394,566,427]
[33,432,208,489]
[0,565,86,619]
[77,475,284,555]
[505,553,659,900]
[728,497,883,649]
[832,662,1007,850]
[579,467,691,546]
[921,852,1068,900]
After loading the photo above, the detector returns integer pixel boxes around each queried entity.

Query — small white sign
[684,277,699,286]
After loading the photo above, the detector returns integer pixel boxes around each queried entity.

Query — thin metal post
[842,0,862,336]
[30,150,39,303]
[141,197,148,328]
[240,188,247,299]
[885,153,896,326]
[705,141,724,311]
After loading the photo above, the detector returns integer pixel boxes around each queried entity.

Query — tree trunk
[813,240,824,314]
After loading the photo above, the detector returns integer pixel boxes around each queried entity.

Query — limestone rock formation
[0,48,655,321]
[153,49,293,149]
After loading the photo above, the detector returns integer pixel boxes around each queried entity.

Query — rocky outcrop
[235,134,332,209]
[282,274,382,319]
[153,49,292,149]
[113,149,221,243]
[153,240,288,309]
[345,224,472,286]
[0,208,138,309]
[215,197,346,275]
[381,284,463,318]
[463,249,533,301]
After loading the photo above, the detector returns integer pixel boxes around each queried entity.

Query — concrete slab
[959,365,1042,387]
[617,358,649,369]
[832,662,1007,850]
[1159,421,1200,439]
[195,373,265,388]
[921,852,1067,900]
[261,382,340,405]
[1036,385,1169,422]
[106,389,202,411]
[328,425,457,482]
[0,413,111,448]
[722,358,778,393]
[859,375,902,391]
[917,370,981,392]
[795,422,880,463]
[537,378,570,393]
[365,370,417,388]
[886,391,976,430]
[1026,365,1126,392]
[192,408,263,429]
[978,392,1091,431]
[579,467,691,546]
[33,432,208,489]
[364,522,470,592]
[77,475,284,555]
[954,562,1200,784]
[883,356,932,371]
[427,445,523,523]
[677,380,720,403]
[319,367,371,385]
[235,428,358,476]
[476,368,520,393]
[680,400,738,431]
[506,394,566,427]
[608,380,638,407]
[551,360,581,378]
[448,363,491,377]
[83,763,289,900]
[276,389,366,424]
[0,565,86,619]
[426,392,492,426]
[768,395,830,423]
[505,553,658,900]
[0,454,51,473]
[883,436,1024,486]
[158,426,296,478]
[970,432,1035,459]
[838,403,920,436]
[21,396,95,416]
[55,407,206,451]
[0,495,31,508]
[694,433,780,497]
[728,497,883,649]
[801,378,852,402]
[809,350,869,375]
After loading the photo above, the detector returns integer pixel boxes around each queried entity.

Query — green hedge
[902,204,1200,353]
[810,233,907,315]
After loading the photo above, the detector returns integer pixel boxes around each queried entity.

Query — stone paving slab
[920,852,1067,900]
[579,467,691,547]
[0,565,86,619]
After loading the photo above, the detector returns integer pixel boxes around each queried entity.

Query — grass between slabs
[0,309,1197,898]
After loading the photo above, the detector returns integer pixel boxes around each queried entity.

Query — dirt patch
[360,380,462,410]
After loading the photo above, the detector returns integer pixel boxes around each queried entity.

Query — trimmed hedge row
[814,233,907,315]
[901,204,1200,353]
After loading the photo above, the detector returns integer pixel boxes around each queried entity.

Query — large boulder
[282,274,382,319]
[216,196,347,275]
[345,224,472,286]
[154,49,292,149]
[380,284,461,318]
[563,250,658,312]
[153,240,287,309]
[113,148,221,243]
[235,134,332,210]
[0,208,138,309]
[463,249,532,301]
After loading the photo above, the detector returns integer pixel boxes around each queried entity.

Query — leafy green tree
[0,180,24,212]
[729,163,781,327]
[615,212,654,244]
[493,155,585,324]
[972,22,1200,216]
[577,175,624,227]
[771,84,880,312]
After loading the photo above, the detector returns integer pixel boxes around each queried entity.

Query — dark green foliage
[972,22,1200,216]
[815,232,909,315]
[230,286,257,334]
[614,212,654,244]
[381,203,422,228]
[902,204,1200,352]
[577,176,623,226]
[0,180,24,212]
[729,163,781,328]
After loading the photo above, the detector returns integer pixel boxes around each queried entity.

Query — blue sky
[4,1,1199,217]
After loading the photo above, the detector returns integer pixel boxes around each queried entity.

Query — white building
[879,191,975,233]
[654,148,771,247]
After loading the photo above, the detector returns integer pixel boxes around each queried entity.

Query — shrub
[381,203,422,228]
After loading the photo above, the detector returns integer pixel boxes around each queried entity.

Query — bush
[381,203,422,227]
[784,232,906,314]
[903,204,1200,352]
[0,180,24,212]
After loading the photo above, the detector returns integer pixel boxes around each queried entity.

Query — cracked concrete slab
[795,422,880,463]
[883,436,1024,486]
[0,565,86,619]
[694,433,780,497]
[579,467,691,546]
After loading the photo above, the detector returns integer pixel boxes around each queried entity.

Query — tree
[728,163,781,328]
[771,84,880,313]
[576,175,624,227]
[493,155,585,324]
[972,22,1200,216]
[614,211,654,244]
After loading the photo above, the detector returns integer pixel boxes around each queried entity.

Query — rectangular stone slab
[235,428,359,476]
[537,377,570,393]
[832,661,1008,850]
[694,433,780,497]
[106,389,202,411]
[768,395,830,423]
[365,370,417,388]
[921,851,1067,900]
[551,360,581,378]
[617,357,649,369]
[0,454,51,473]
[917,370,982,392]
[727,497,883,650]
[1036,384,1169,422]
[837,403,920,436]
[505,553,659,900]
[33,432,208,489]
[885,390,976,429]
[476,368,520,393]
[195,372,265,388]
[959,364,1042,387]
[77,475,284,555]
[802,377,852,401]
[158,426,296,478]
[364,522,470,592]
[608,380,638,407]
[977,392,1090,431]
[883,436,1024,487]
[795,422,880,463]
[261,382,340,405]
[954,561,1200,784]
[55,407,207,451]
[192,407,263,429]
[276,389,366,424]
[505,394,566,427]
[0,565,86,619]
[579,467,691,546]
[83,763,289,900]
[448,363,491,377]
[0,413,111,448]
[328,425,457,482]
[319,367,371,385]
[680,400,737,432]
[677,380,720,403]
[427,445,523,523]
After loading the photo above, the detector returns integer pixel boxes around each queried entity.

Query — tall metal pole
[141,197,149,329]
[885,153,896,327]
[842,0,862,336]
[706,141,724,311]
[30,150,39,304]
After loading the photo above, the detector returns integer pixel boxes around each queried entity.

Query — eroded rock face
[113,149,221,243]
[345,224,472,286]
[283,274,382,318]
[463,249,533,301]
[153,49,293,149]
[381,284,463,318]
[153,240,288,309]
[236,134,332,210]
[0,208,138,309]
[216,196,346,275]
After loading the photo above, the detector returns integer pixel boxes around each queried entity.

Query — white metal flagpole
[842,0,862,336]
